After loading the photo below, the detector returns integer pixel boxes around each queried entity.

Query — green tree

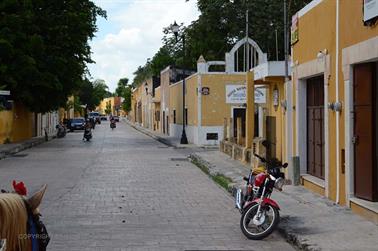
[115,78,129,97]
[115,77,132,112]
[122,86,132,112]
[133,0,311,78]
[78,79,109,111]
[0,0,106,113]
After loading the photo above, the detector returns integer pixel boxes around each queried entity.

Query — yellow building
[220,38,287,165]
[130,77,161,129]
[98,96,123,116]
[0,101,59,144]
[169,60,246,145]
[58,96,75,121]
[289,0,378,222]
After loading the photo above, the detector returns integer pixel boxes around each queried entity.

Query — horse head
[0,183,48,251]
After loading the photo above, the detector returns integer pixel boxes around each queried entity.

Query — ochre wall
[0,103,33,144]
[292,0,378,206]
[265,78,286,161]
[201,74,246,126]
[170,81,184,125]
[292,0,338,201]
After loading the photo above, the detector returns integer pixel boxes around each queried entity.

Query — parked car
[69,117,86,131]
[89,111,101,124]
[113,116,120,122]
[100,114,107,121]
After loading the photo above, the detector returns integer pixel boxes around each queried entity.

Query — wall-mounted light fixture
[317,49,328,59]
[273,86,279,111]
[281,100,287,111]
[328,101,342,112]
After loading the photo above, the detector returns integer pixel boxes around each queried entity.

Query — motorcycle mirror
[283,163,288,168]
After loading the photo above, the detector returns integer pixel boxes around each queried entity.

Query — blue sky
[88,0,200,92]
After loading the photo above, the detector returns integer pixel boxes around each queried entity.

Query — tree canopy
[0,0,106,113]
[132,0,311,86]
[115,77,132,112]
[78,79,109,111]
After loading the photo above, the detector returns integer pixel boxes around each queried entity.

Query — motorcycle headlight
[274,177,285,190]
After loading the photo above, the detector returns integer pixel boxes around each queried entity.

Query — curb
[125,120,175,147]
[0,136,55,160]
[189,152,316,251]
[126,121,220,150]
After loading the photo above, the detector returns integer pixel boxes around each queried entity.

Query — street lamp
[171,21,188,144]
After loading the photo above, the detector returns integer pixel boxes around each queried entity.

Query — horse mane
[0,193,29,251]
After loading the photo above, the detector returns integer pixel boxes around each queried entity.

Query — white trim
[335,0,340,204]
[258,106,264,138]
[201,72,246,76]
[324,72,330,198]
[285,80,293,180]
[350,197,378,214]
[296,79,307,174]
[301,174,326,189]
[345,76,354,205]
[169,123,223,145]
[252,61,288,80]
[197,74,202,144]
[298,0,323,18]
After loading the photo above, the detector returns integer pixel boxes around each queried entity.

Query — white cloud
[88,0,200,92]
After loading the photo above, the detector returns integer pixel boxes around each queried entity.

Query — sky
[88,0,200,92]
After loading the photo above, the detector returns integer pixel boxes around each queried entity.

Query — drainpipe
[284,0,294,183]
[336,0,340,204]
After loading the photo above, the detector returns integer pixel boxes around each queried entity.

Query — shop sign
[364,0,378,22]
[225,85,266,104]
[255,87,266,104]
[0,90,10,95]
[291,13,299,45]
[226,85,246,104]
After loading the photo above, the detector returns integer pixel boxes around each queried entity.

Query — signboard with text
[255,87,267,104]
[225,85,267,104]
[226,85,246,104]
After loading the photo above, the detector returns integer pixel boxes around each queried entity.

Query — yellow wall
[201,74,246,126]
[169,80,184,124]
[265,78,286,161]
[292,0,337,201]
[0,103,33,144]
[292,0,378,207]
[169,73,247,128]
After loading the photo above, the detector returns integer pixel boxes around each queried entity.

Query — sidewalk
[125,120,218,149]
[0,136,52,160]
[190,151,378,251]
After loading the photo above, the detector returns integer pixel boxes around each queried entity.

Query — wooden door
[353,63,377,201]
[162,111,166,134]
[233,108,246,138]
[307,76,325,179]
[266,116,276,159]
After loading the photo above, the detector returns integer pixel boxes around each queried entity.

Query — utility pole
[245,0,249,72]
[284,0,289,83]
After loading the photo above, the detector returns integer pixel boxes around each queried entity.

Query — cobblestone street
[0,121,294,251]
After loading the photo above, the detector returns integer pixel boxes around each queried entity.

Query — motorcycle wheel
[240,202,279,240]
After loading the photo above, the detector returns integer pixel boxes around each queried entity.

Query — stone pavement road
[0,122,294,251]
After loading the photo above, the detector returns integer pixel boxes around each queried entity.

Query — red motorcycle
[235,153,288,240]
